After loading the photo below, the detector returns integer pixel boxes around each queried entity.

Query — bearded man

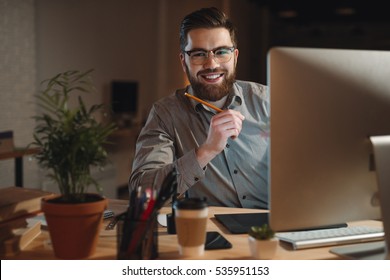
[129,7,269,209]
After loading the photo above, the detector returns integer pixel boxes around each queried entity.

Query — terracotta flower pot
[41,194,107,259]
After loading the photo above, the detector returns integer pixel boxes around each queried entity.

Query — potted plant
[31,69,116,259]
[248,224,278,259]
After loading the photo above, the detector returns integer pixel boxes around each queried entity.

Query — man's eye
[191,51,207,57]
[215,49,230,56]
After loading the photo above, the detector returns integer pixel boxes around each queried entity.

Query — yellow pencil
[185,92,236,139]
[184,92,223,113]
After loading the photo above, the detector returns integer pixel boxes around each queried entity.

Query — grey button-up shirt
[129,80,269,209]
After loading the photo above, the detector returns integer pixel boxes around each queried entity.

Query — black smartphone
[205,231,232,250]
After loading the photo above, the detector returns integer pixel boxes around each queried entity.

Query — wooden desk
[5,199,383,260]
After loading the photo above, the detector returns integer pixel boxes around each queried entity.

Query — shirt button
[194,177,199,181]
[226,143,230,148]
[234,169,238,174]
[243,195,247,199]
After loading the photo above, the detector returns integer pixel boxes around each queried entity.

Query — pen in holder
[167,194,178,234]
[117,210,158,260]
[117,167,178,259]
[167,171,178,234]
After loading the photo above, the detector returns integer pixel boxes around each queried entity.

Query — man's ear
[179,52,187,72]
[234,48,239,67]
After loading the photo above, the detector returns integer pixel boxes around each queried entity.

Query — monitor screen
[268,47,390,232]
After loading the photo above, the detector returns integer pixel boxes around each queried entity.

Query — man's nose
[203,51,220,68]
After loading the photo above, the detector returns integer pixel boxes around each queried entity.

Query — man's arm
[128,105,206,196]
[129,101,244,197]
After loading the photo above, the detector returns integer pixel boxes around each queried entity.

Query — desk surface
[5,199,383,260]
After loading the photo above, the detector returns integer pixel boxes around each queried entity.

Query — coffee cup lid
[173,198,208,210]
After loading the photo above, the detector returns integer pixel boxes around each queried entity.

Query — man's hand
[196,109,245,168]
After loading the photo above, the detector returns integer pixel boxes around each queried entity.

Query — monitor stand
[330,136,390,260]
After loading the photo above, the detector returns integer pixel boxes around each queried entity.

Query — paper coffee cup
[174,198,208,257]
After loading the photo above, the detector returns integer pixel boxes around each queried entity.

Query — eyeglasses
[183,47,235,65]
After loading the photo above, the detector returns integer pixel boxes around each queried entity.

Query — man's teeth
[204,74,222,79]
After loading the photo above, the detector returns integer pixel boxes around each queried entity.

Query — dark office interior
[1,0,390,197]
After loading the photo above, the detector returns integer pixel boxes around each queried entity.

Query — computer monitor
[267,47,390,242]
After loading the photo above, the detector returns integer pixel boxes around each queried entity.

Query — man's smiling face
[180,27,239,101]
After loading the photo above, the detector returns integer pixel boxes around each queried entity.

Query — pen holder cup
[117,213,158,260]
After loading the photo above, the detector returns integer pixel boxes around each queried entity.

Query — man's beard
[185,65,236,102]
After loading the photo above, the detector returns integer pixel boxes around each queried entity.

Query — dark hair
[179,7,237,51]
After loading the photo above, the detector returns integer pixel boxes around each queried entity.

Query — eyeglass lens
[187,48,234,65]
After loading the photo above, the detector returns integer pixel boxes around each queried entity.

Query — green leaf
[30,69,116,201]
[248,224,275,240]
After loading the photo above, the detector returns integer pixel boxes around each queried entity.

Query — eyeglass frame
[182,47,236,65]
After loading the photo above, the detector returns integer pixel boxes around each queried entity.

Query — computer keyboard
[276,226,384,250]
